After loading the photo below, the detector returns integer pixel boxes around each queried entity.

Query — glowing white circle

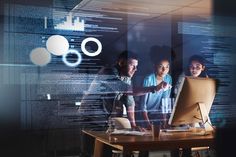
[62,49,82,67]
[46,35,69,56]
[81,37,102,57]
[30,47,51,66]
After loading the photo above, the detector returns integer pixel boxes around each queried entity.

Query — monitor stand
[197,102,215,133]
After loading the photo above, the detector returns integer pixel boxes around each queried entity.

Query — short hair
[117,50,139,61]
[188,55,206,66]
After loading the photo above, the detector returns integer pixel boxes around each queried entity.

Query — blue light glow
[62,49,82,67]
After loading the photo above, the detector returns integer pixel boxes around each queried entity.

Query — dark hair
[149,45,171,65]
[117,50,139,61]
[187,55,208,77]
[188,55,206,66]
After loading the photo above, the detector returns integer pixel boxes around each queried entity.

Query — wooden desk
[82,130,215,157]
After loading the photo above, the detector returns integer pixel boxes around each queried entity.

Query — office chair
[192,147,211,157]
[179,147,210,157]
[111,117,139,157]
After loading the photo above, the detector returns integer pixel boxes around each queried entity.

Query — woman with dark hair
[140,46,172,129]
[174,54,209,97]
[186,55,208,78]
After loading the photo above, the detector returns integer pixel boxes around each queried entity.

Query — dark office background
[1,0,236,156]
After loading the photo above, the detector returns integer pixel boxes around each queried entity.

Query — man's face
[127,59,138,77]
[119,58,138,77]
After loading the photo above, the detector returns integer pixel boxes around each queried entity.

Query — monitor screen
[168,76,216,129]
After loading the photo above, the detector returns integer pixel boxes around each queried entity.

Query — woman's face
[189,60,205,77]
[156,60,170,78]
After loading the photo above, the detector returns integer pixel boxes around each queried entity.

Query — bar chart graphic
[55,13,85,31]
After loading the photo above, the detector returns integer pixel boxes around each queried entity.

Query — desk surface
[83,130,215,151]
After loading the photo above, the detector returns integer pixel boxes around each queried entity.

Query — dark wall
[213,0,236,17]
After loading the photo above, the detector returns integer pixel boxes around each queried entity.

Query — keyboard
[110,129,145,136]
[162,128,191,132]
[188,131,210,136]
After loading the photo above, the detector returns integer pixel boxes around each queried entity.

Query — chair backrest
[112,117,131,129]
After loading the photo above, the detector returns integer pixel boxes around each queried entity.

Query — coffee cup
[152,124,161,137]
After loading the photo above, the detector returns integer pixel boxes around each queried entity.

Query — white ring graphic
[81,37,102,57]
[62,49,82,67]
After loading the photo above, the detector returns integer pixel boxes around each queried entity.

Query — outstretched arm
[127,105,136,128]
[142,111,152,130]
[131,81,171,96]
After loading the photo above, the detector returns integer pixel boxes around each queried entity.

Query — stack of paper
[111,129,145,136]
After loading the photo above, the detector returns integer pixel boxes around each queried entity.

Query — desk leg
[171,149,191,157]
[171,149,180,157]
[122,147,132,157]
[93,139,104,157]
[182,148,192,157]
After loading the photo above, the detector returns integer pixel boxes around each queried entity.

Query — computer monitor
[168,76,216,132]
